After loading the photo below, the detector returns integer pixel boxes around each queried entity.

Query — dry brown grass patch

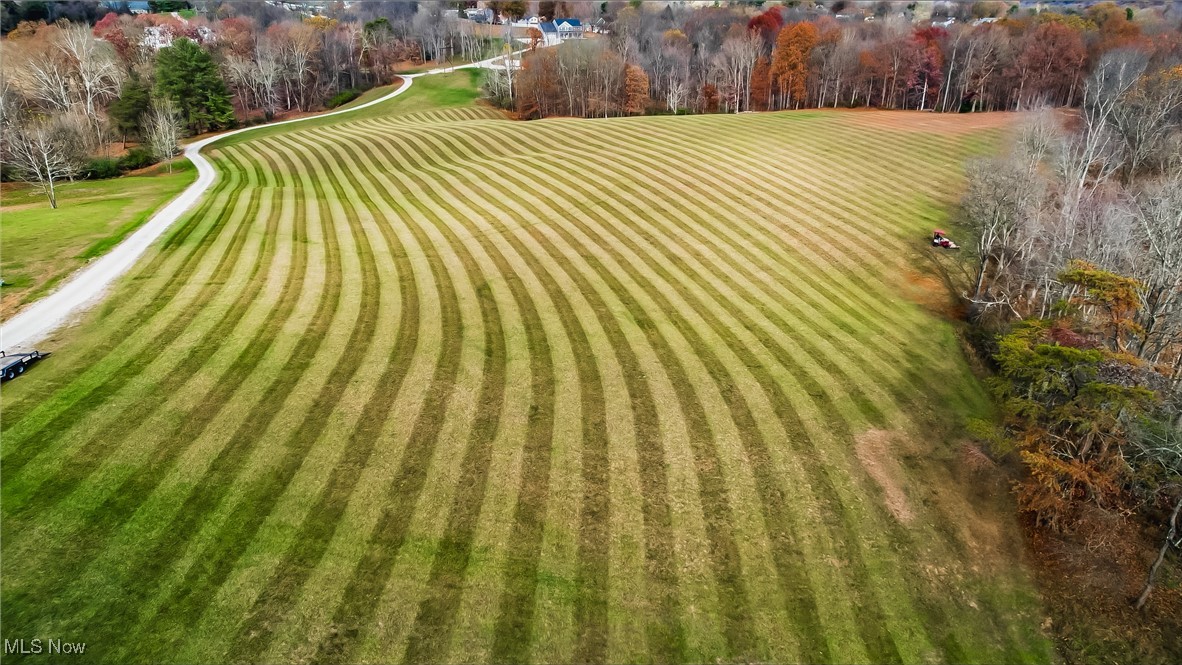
[854,429,916,525]
[840,109,1019,135]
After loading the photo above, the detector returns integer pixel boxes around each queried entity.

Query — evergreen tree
[109,73,152,147]
[155,38,235,135]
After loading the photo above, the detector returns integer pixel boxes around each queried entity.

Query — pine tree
[155,38,235,135]
[109,73,151,148]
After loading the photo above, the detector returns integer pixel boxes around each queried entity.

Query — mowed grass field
[0,161,196,319]
[1,73,1053,664]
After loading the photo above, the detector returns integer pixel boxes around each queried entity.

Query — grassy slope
[0,160,196,319]
[218,70,485,148]
[0,72,1053,665]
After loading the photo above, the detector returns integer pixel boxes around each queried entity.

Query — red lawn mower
[931,229,960,249]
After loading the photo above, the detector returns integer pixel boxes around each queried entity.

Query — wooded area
[495,1,1181,119]
[930,49,1182,649]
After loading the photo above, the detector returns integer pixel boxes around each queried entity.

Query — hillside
[0,74,1052,664]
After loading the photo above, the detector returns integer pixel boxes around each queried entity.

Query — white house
[538,21,560,46]
[554,18,583,40]
[537,19,584,45]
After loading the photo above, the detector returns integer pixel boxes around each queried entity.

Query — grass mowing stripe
[1,106,1048,663]
[379,126,765,659]
[340,128,689,663]
[347,126,619,661]
[701,113,967,254]
[224,138,422,664]
[529,124,959,447]
[306,126,514,663]
[26,140,296,653]
[600,121,971,413]
[307,134,469,665]
[0,149,263,558]
[596,121,929,347]
[481,203,610,665]
[0,149,259,477]
[340,127,657,661]
[568,178,918,661]
[612,120,937,347]
[329,122,620,663]
[56,136,326,660]
[307,113,997,661]
[715,118,979,288]
[484,122,973,661]
[329,127,612,663]
[610,119,1038,654]
[708,129,1035,660]
[439,118,955,656]
[222,127,479,661]
[619,116,939,318]
[380,128,747,661]
[233,133,453,664]
[666,119,997,661]
[0,145,290,639]
[399,207,510,665]
[334,129,551,663]
[0,151,240,428]
[433,138,841,662]
[518,225,687,664]
[576,124,1017,649]
[5,147,275,522]
[563,123,975,662]
[416,119,931,408]
[119,129,385,662]
[316,124,600,663]
[518,123,904,423]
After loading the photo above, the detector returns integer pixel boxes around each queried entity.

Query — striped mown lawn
[1,74,1053,664]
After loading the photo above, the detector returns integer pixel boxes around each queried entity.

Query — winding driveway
[1,52,519,351]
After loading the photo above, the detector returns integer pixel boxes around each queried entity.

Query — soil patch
[855,429,916,524]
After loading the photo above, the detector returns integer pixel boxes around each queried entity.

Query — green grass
[1,75,1054,665]
[0,160,196,317]
[220,70,486,148]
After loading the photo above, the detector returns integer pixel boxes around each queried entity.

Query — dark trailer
[1,350,49,382]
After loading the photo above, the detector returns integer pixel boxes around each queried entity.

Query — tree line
[494,1,1181,119]
[929,50,1182,625]
[0,0,501,206]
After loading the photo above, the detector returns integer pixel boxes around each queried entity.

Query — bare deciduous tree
[6,116,83,208]
[961,155,1042,318]
[57,24,124,121]
[9,37,75,112]
[1131,174,1182,368]
[145,98,183,173]
[712,27,760,113]
[1109,65,1182,179]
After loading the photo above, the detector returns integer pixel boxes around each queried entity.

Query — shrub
[84,158,122,180]
[119,147,158,171]
[326,88,361,109]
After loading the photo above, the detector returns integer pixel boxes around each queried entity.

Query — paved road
[1,52,519,351]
